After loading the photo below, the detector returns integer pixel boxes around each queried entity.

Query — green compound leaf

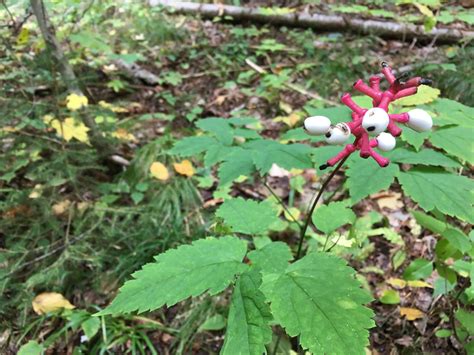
[216,198,280,235]
[248,241,293,275]
[386,148,461,168]
[221,269,272,355]
[170,136,219,156]
[98,237,247,315]
[400,128,430,151]
[312,201,356,234]
[398,167,474,224]
[430,126,474,164]
[244,140,313,173]
[196,118,234,145]
[218,148,256,186]
[265,252,374,355]
[346,158,400,203]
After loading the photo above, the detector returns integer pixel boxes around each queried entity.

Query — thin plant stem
[264,182,302,229]
[272,156,348,355]
[325,233,343,252]
[295,156,349,260]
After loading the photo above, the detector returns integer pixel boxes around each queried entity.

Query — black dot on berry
[325,132,331,138]
[367,126,376,132]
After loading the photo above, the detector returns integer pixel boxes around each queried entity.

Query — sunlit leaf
[400,307,424,321]
[32,292,75,315]
[150,162,169,181]
[66,93,89,111]
[395,85,440,106]
[173,160,195,177]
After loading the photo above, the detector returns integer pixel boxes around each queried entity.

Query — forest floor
[1,1,473,354]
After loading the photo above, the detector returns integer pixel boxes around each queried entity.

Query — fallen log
[150,0,474,44]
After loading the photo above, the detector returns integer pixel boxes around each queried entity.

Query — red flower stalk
[304,62,433,170]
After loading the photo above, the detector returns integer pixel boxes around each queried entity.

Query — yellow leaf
[66,93,88,111]
[407,280,433,288]
[98,100,128,113]
[150,162,169,181]
[32,292,75,315]
[274,112,303,128]
[413,3,434,17]
[387,278,407,288]
[279,101,293,114]
[289,168,304,175]
[29,184,43,199]
[173,160,195,177]
[284,207,301,222]
[52,199,71,216]
[395,85,440,106]
[16,27,29,45]
[400,307,424,321]
[112,128,136,142]
[48,117,90,143]
[1,126,18,133]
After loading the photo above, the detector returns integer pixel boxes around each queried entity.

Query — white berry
[376,132,396,151]
[304,116,331,135]
[407,109,433,132]
[325,123,351,145]
[362,108,389,135]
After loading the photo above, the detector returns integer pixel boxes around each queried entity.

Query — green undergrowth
[1,0,473,354]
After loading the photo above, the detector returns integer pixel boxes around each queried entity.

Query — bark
[30,0,82,93]
[30,0,118,160]
[150,0,474,44]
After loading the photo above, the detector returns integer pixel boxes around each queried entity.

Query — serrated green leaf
[248,241,293,275]
[430,126,474,164]
[398,167,474,223]
[216,198,281,235]
[304,105,351,125]
[386,148,461,168]
[396,85,440,106]
[280,127,323,143]
[218,149,256,185]
[204,144,235,167]
[221,269,272,355]
[245,140,312,173]
[346,158,399,203]
[312,201,356,234]
[98,236,247,315]
[196,118,234,145]
[170,136,219,156]
[428,98,474,127]
[400,128,430,150]
[264,252,374,355]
